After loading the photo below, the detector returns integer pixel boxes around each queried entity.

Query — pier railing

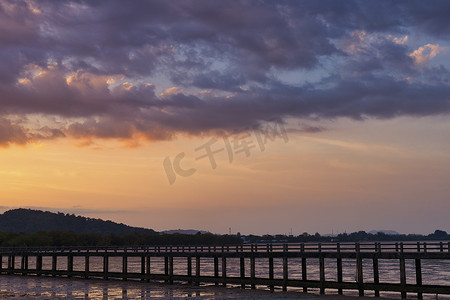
[1,242,449,299]
[0,241,449,254]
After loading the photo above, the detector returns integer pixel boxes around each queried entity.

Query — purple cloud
[0,0,449,145]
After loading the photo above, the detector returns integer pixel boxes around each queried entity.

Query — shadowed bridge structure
[1,242,450,299]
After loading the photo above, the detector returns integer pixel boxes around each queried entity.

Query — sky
[0,0,449,235]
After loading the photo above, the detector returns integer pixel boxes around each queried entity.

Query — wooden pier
[1,242,450,299]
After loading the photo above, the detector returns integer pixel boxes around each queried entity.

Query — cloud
[0,117,65,147]
[0,0,449,145]
[0,118,29,146]
[161,87,183,97]
[409,44,446,65]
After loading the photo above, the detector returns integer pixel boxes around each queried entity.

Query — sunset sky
[0,1,449,235]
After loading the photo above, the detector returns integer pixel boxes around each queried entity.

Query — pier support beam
[146,256,151,282]
[222,256,227,287]
[302,257,307,293]
[187,256,192,284]
[195,256,200,286]
[319,256,325,295]
[240,256,245,289]
[283,256,288,292]
[269,257,274,292]
[356,252,364,296]
[103,255,108,280]
[400,257,406,299]
[52,255,57,276]
[67,255,73,278]
[373,256,380,297]
[415,258,423,300]
[21,255,27,276]
[36,255,42,276]
[85,255,89,279]
[122,256,128,281]
[164,256,169,283]
[7,255,13,275]
[141,256,145,281]
[214,257,219,286]
[169,256,174,284]
[250,256,256,289]
[337,257,343,295]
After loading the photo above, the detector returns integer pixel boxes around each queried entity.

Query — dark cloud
[0,117,64,146]
[0,0,449,144]
[0,118,29,146]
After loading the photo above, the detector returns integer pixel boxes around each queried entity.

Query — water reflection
[1,256,450,299]
[0,275,299,299]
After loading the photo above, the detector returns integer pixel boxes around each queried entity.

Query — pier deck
[1,242,449,299]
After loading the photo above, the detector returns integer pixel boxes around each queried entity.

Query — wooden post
[36,255,42,276]
[141,256,145,281]
[415,258,423,300]
[67,255,73,278]
[319,255,325,295]
[52,254,57,276]
[20,255,25,273]
[240,256,245,289]
[24,255,28,273]
[146,256,151,282]
[283,244,288,292]
[187,256,192,284]
[222,256,227,287]
[302,256,307,293]
[269,257,274,292]
[282,256,288,292]
[103,255,108,280]
[169,256,174,284]
[250,256,256,289]
[164,256,169,283]
[214,257,219,286]
[21,255,27,276]
[7,255,12,275]
[337,243,343,295]
[195,256,200,285]
[373,256,380,297]
[337,257,343,295]
[85,255,89,279]
[356,243,364,297]
[122,255,128,281]
[400,256,406,299]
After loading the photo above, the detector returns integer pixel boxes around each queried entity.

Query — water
[1,256,449,299]
[0,276,362,300]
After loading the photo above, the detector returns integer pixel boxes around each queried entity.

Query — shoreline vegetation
[0,209,448,247]
[0,229,448,248]
[0,231,242,247]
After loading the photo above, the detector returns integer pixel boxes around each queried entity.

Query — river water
[1,256,449,299]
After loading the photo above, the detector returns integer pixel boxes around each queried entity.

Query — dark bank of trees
[0,231,242,247]
[243,230,450,243]
[0,209,157,235]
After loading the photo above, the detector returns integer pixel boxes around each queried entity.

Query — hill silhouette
[0,209,157,235]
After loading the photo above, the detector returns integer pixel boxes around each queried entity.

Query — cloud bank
[1,0,449,146]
